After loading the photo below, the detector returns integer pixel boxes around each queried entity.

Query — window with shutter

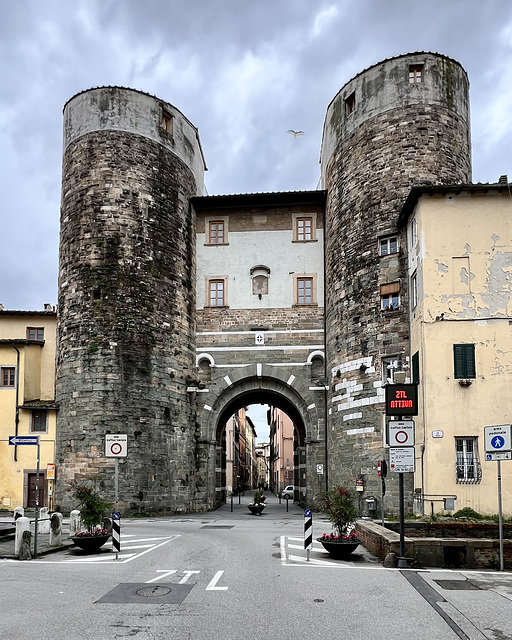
[412,351,420,384]
[453,344,476,379]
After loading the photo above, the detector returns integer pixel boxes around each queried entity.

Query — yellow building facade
[402,185,512,516]
[0,309,57,509]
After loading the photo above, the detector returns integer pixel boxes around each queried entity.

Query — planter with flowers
[68,481,112,552]
[247,489,266,515]
[317,486,361,559]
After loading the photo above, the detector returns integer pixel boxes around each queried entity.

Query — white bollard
[15,517,30,557]
[49,512,63,546]
[38,507,50,534]
[69,510,81,536]
[14,507,24,520]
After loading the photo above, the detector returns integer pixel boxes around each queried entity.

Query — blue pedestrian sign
[8,435,39,446]
[484,425,511,453]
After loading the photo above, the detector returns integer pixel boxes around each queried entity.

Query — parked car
[281,485,294,499]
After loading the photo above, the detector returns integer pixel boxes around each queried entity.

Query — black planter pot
[317,537,361,559]
[71,535,110,553]
[248,505,265,515]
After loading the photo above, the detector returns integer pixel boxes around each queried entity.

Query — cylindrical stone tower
[55,87,206,514]
[321,53,471,510]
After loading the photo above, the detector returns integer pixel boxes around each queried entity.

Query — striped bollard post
[304,509,313,562]
[112,512,121,560]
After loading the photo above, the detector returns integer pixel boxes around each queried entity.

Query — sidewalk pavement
[0,515,74,560]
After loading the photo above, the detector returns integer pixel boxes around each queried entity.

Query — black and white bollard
[112,512,121,560]
[304,509,313,562]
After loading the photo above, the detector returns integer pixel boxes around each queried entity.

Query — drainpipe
[12,345,20,462]
[322,200,328,492]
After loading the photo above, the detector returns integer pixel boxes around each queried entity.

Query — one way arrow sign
[8,435,40,445]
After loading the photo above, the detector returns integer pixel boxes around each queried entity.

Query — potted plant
[248,489,266,515]
[316,486,361,559]
[68,481,112,552]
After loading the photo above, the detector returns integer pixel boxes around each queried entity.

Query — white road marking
[179,570,200,584]
[32,535,181,564]
[146,570,177,583]
[206,570,228,590]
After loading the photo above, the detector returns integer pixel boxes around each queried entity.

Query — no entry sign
[105,434,128,458]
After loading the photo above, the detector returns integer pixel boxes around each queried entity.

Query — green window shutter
[412,351,420,384]
[453,344,476,379]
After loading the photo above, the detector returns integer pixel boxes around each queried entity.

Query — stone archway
[194,363,326,509]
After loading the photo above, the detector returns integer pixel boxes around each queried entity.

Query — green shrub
[452,507,483,520]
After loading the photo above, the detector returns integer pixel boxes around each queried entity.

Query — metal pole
[397,472,408,568]
[115,458,119,514]
[498,459,504,571]
[33,438,40,558]
[380,476,385,527]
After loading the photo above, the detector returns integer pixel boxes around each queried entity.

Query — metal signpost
[304,509,313,562]
[385,383,418,569]
[8,436,40,557]
[105,434,127,560]
[484,424,511,571]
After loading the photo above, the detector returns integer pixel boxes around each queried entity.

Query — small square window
[27,327,44,341]
[379,236,398,256]
[345,91,356,116]
[206,218,228,245]
[380,282,400,311]
[409,64,424,84]
[0,367,15,387]
[31,410,48,433]
[162,110,173,134]
[297,217,312,241]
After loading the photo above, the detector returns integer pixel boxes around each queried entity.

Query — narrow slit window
[162,110,173,134]
[345,91,356,116]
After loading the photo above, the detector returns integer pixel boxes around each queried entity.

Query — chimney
[498,174,508,184]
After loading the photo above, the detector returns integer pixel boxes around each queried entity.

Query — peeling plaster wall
[409,189,512,515]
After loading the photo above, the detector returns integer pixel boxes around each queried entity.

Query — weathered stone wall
[322,53,471,513]
[56,88,203,515]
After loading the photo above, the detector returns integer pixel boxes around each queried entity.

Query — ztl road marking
[147,569,228,590]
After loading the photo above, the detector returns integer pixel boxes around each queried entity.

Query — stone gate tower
[55,87,206,514]
[321,53,471,507]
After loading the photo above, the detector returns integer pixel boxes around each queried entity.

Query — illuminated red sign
[385,384,418,416]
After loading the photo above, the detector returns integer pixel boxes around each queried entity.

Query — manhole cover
[96,583,193,604]
[136,586,172,597]
[434,580,480,591]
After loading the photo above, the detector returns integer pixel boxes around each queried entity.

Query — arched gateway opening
[195,364,326,510]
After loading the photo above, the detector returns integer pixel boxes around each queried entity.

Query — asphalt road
[1,495,511,640]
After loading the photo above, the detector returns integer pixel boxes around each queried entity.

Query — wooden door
[27,473,45,508]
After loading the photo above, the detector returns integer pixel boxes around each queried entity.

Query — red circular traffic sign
[110,442,123,455]
[395,430,409,444]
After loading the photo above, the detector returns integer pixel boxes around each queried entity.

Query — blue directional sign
[112,512,121,520]
[8,435,39,446]
[304,509,312,517]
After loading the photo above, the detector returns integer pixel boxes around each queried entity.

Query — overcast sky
[2,1,512,312]
[2,0,511,440]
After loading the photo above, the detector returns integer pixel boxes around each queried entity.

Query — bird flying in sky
[287,129,304,138]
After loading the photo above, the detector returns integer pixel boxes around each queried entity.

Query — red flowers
[321,531,358,542]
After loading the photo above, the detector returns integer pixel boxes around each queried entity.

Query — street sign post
[9,435,41,557]
[105,434,128,537]
[484,424,511,571]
